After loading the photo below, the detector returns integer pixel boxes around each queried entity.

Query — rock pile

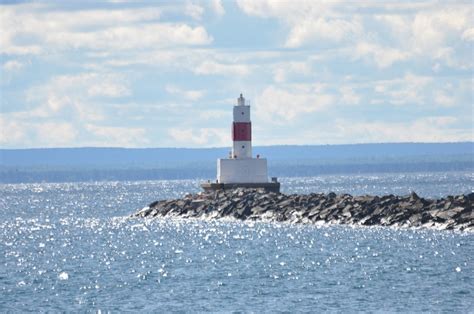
[133,189,473,231]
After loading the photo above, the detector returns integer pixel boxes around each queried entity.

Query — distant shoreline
[1,142,472,184]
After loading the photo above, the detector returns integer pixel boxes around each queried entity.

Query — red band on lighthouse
[232,122,251,141]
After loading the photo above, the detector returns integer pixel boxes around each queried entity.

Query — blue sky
[0,1,473,148]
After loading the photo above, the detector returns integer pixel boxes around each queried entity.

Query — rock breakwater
[133,189,473,231]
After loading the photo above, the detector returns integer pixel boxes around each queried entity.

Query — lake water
[1,172,473,312]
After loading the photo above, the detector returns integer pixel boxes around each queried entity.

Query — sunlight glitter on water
[0,173,473,311]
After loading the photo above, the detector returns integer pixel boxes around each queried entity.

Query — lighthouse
[232,93,252,159]
[201,94,280,193]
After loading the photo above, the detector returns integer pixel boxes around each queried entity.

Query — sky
[0,0,473,148]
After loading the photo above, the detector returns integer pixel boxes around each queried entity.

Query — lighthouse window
[242,145,245,149]
[241,112,244,115]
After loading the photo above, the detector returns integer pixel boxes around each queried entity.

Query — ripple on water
[0,176,473,311]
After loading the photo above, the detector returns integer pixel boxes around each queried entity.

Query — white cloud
[41,72,129,98]
[0,4,43,54]
[1,2,472,148]
[168,127,227,147]
[1,59,28,83]
[2,60,25,71]
[6,5,162,29]
[237,0,362,48]
[0,115,28,145]
[373,73,433,106]
[1,110,150,148]
[272,61,311,83]
[461,28,474,41]
[237,1,473,69]
[165,85,205,101]
[333,116,472,143]
[36,122,78,145]
[198,110,227,120]
[256,115,472,145]
[375,6,473,68]
[339,86,360,105]
[355,42,410,68]
[411,9,469,54]
[104,49,279,78]
[43,24,212,51]
[1,71,134,146]
[105,50,182,67]
[0,116,78,147]
[24,72,130,123]
[88,81,131,98]
[434,90,455,108]
[194,61,250,76]
[285,17,363,48]
[185,2,204,20]
[85,124,149,147]
[0,4,212,55]
[254,85,334,122]
[210,0,225,17]
[27,72,131,101]
[236,0,329,20]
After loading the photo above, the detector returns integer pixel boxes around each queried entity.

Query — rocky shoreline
[133,189,474,231]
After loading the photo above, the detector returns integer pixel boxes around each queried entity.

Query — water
[1,172,473,312]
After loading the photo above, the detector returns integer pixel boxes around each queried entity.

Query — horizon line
[1,141,473,151]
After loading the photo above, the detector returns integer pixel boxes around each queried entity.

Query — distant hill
[0,142,472,183]
[1,142,472,166]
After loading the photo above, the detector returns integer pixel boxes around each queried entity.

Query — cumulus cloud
[185,2,204,20]
[168,127,227,147]
[165,85,205,101]
[372,73,433,106]
[0,4,212,55]
[433,90,456,108]
[42,23,212,51]
[339,86,360,105]
[354,42,410,68]
[198,110,227,120]
[374,6,473,68]
[237,0,362,48]
[410,8,469,54]
[25,72,130,120]
[36,122,78,146]
[2,60,26,71]
[0,110,153,147]
[0,71,136,147]
[461,28,474,41]
[285,17,363,47]
[1,2,472,147]
[333,116,472,143]
[0,116,78,147]
[237,1,473,69]
[88,80,131,98]
[272,61,311,83]
[254,84,334,122]
[256,115,472,145]
[1,59,28,83]
[210,0,225,17]
[85,124,149,147]
[194,61,250,76]
[0,115,29,145]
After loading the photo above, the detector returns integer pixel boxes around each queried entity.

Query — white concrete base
[217,158,268,183]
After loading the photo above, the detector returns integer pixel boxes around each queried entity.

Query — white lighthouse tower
[201,94,280,193]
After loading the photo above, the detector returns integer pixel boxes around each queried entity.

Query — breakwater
[133,189,473,231]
